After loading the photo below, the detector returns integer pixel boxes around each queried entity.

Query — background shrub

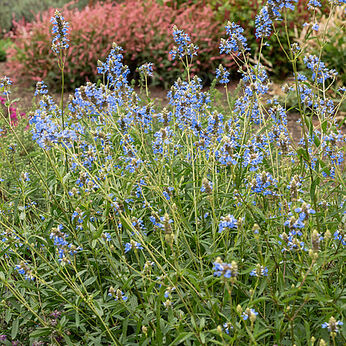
[0,39,12,62]
[207,0,334,79]
[0,0,98,36]
[6,0,234,90]
[297,5,345,84]
[163,0,334,79]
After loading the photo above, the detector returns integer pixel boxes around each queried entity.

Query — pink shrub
[6,0,234,89]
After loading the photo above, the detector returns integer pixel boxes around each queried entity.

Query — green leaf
[84,277,96,287]
[170,332,196,345]
[30,327,51,338]
[75,312,80,328]
[297,148,309,162]
[11,318,19,339]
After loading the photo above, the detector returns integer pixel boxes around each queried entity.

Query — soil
[0,62,343,143]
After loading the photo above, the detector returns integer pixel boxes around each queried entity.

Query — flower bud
[217,325,222,335]
[311,230,320,252]
[142,325,148,335]
[309,249,318,260]
[324,229,331,240]
[249,310,257,323]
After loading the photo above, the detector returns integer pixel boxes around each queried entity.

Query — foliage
[297,5,346,84]
[0,0,92,36]
[0,39,12,62]
[6,0,233,90]
[0,1,346,345]
[203,0,333,79]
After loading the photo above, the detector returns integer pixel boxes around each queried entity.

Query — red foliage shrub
[6,0,234,89]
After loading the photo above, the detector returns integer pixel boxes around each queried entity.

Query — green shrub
[203,0,333,79]
[297,5,345,84]
[0,0,92,36]
[0,38,13,61]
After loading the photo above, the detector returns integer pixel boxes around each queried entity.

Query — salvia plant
[0,1,345,345]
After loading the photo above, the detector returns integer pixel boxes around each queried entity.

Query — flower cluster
[303,54,338,83]
[250,264,269,277]
[255,6,272,39]
[321,317,343,334]
[249,171,278,196]
[50,225,81,264]
[241,308,258,322]
[220,22,249,56]
[215,64,230,84]
[0,76,12,95]
[267,0,298,19]
[213,258,238,279]
[170,25,198,61]
[138,62,154,78]
[50,10,69,55]
[124,240,143,253]
[108,287,128,302]
[15,261,34,280]
[219,214,237,233]
[35,81,49,96]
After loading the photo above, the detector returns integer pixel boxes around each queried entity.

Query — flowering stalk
[51,10,69,170]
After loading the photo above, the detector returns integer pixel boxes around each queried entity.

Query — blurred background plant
[0,0,93,37]
[5,0,233,90]
[0,38,12,62]
[2,0,344,88]
[296,5,345,84]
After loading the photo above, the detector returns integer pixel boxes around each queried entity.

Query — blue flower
[328,0,346,5]
[303,54,338,83]
[308,0,321,9]
[223,322,233,334]
[20,172,30,182]
[294,202,315,221]
[102,232,111,241]
[322,317,343,333]
[0,76,12,95]
[219,215,237,233]
[50,10,69,55]
[267,0,298,19]
[170,25,198,60]
[333,230,345,246]
[108,287,128,302]
[138,62,154,77]
[15,261,34,280]
[241,308,258,321]
[249,171,278,196]
[35,81,48,96]
[124,240,143,253]
[215,65,230,84]
[312,23,319,31]
[201,178,213,193]
[255,6,272,39]
[250,265,268,277]
[50,225,81,264]
[220,22,249,56]
[164,286,175,298]
[213,258,238,279]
